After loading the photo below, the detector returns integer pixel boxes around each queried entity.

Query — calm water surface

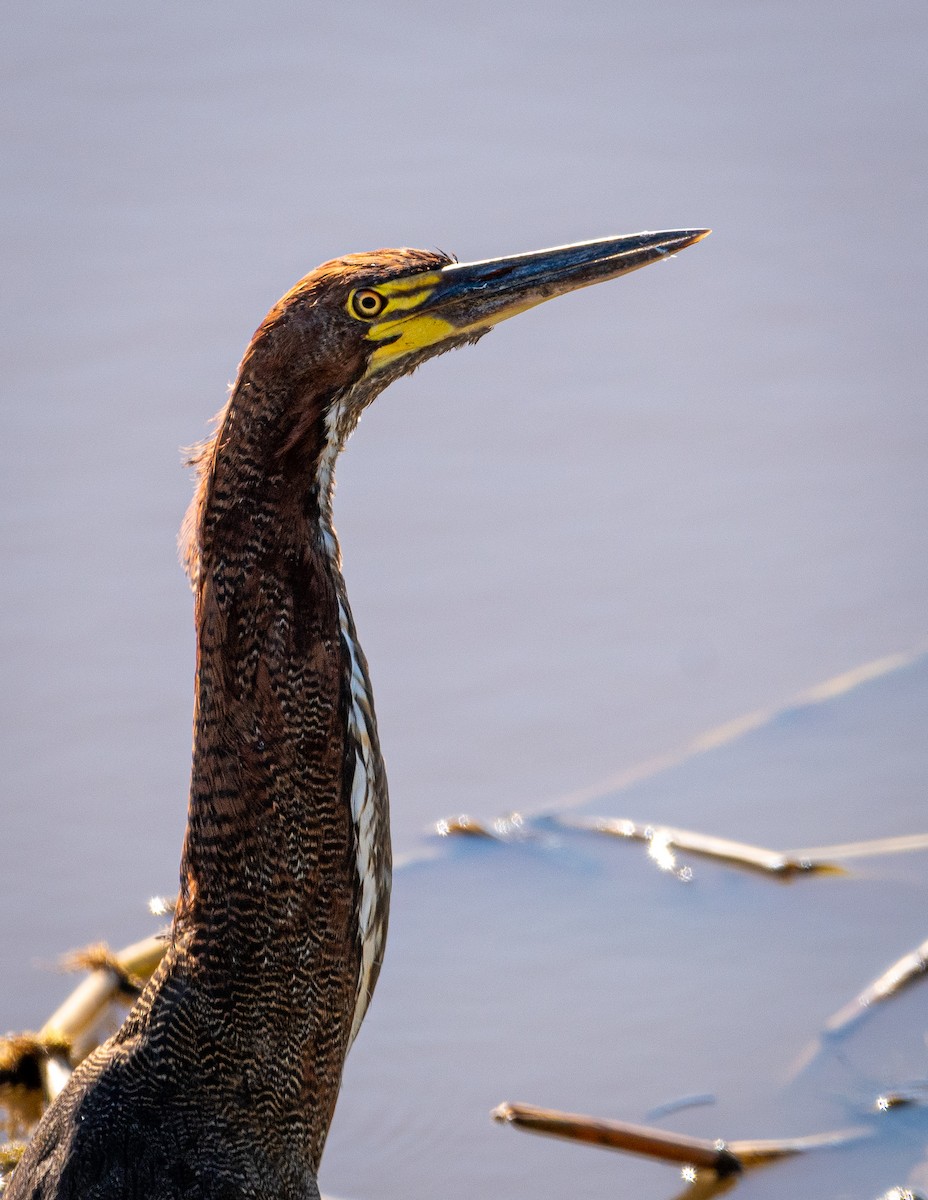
[2,3,926,1196]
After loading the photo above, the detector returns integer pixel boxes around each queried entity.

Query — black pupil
[359,293,378,312]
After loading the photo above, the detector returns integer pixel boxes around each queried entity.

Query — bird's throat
[168,430,390,1163]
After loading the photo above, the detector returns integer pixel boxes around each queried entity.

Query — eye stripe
[348,282,440,322]
[375,286,435,312]
[377,272,442,295]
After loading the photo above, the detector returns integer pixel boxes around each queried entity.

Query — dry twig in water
[0,933,167,1117]
[491,1100,869,1176]
[825,936,928,1037]
[563,816,845,878]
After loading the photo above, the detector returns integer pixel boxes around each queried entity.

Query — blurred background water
[1,3,926,1196]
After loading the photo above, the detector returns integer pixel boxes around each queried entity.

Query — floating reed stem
[492,1102,742,1175]
[825,936,928,1035]
[40,934,166,1066]
[1,931,168,1122]
[565,817,844,878]
[491,1101,869,1174]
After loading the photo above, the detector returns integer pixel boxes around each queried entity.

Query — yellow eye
[349,288,387,320]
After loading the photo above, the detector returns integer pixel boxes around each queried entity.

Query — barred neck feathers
[171,332,391,1162]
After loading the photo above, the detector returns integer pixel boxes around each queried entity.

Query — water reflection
[4,649,928,1197]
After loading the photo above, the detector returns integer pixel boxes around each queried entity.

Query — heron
[7,229,708,1199]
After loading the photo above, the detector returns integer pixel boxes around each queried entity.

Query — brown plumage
[7,231,707,1200]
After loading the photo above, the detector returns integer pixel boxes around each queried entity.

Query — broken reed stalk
[786,833,928,860]
[435,815,499,839]
[41,935,166,1060]
[492,1102,741,1175]
[564,817,844,878]
[491,1101,869,1174]
[825,936,928,1036]
[436,813,928,880]
[1,933,167,1111]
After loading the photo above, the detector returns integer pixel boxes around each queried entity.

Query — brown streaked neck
[168,365,388,1168]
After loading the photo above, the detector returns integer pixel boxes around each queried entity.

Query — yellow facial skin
[346,274,449,373]
[346,272,540,374]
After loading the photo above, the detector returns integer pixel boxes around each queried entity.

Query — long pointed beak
[439,228,709,319]
[365,229,709,372]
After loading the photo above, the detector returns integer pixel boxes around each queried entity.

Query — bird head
[238,230,709,463]
[183,230,708,580]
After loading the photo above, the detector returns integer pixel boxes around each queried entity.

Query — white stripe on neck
[319,399,388,1047]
